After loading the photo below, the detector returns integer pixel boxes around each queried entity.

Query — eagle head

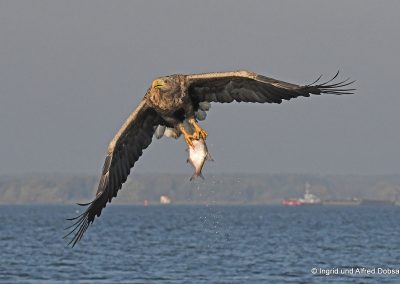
[151,76,180,93]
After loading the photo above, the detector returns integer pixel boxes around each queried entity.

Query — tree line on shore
[0,173,399,204]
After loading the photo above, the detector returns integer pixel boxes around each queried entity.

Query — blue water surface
[1,205,400,283]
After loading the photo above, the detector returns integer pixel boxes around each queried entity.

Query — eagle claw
[184,134,195,148]
[193,127,208,140]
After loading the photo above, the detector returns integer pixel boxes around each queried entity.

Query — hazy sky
[1,1,399,176]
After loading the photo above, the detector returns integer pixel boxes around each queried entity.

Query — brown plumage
[65,70,354,246]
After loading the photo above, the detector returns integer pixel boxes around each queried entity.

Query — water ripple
[0,205,399,283]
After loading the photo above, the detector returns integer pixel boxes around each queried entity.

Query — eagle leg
[179,123,195,148]
[188,118,208,140]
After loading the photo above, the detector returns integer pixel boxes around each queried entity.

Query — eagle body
[66,70,354,246]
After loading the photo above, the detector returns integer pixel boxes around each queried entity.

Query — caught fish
[187,138,213,181]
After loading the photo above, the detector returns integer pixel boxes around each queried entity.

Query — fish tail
[190,172,205,181]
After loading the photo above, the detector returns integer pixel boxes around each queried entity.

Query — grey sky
[1,0,399,176]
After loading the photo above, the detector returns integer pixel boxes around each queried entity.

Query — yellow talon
[180,119,208,147]
[199,128,208,139]
[179,123,196,148]
[192,122,208,140]
[185,134,195,148]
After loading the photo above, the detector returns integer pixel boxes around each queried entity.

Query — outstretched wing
[187,70,354,105]
[65,99,162,246]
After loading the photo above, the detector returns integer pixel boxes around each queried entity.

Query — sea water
[1,205,400,283]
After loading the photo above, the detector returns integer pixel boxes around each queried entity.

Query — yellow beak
[152,79,165,89]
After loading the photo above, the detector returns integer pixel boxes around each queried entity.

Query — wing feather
[65,99,161,246]
[187,70,355,105]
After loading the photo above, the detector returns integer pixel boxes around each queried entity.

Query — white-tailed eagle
[65,70,354,246]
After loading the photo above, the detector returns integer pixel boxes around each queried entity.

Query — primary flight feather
[65,70,354,246]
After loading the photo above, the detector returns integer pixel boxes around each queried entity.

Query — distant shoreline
[1,173,400,205]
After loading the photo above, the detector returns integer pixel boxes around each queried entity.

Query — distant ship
[282,184,321,206]
[160,195,172,205]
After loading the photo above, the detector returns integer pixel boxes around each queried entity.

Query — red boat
[281,199,303,206]
[282,184,321,206]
